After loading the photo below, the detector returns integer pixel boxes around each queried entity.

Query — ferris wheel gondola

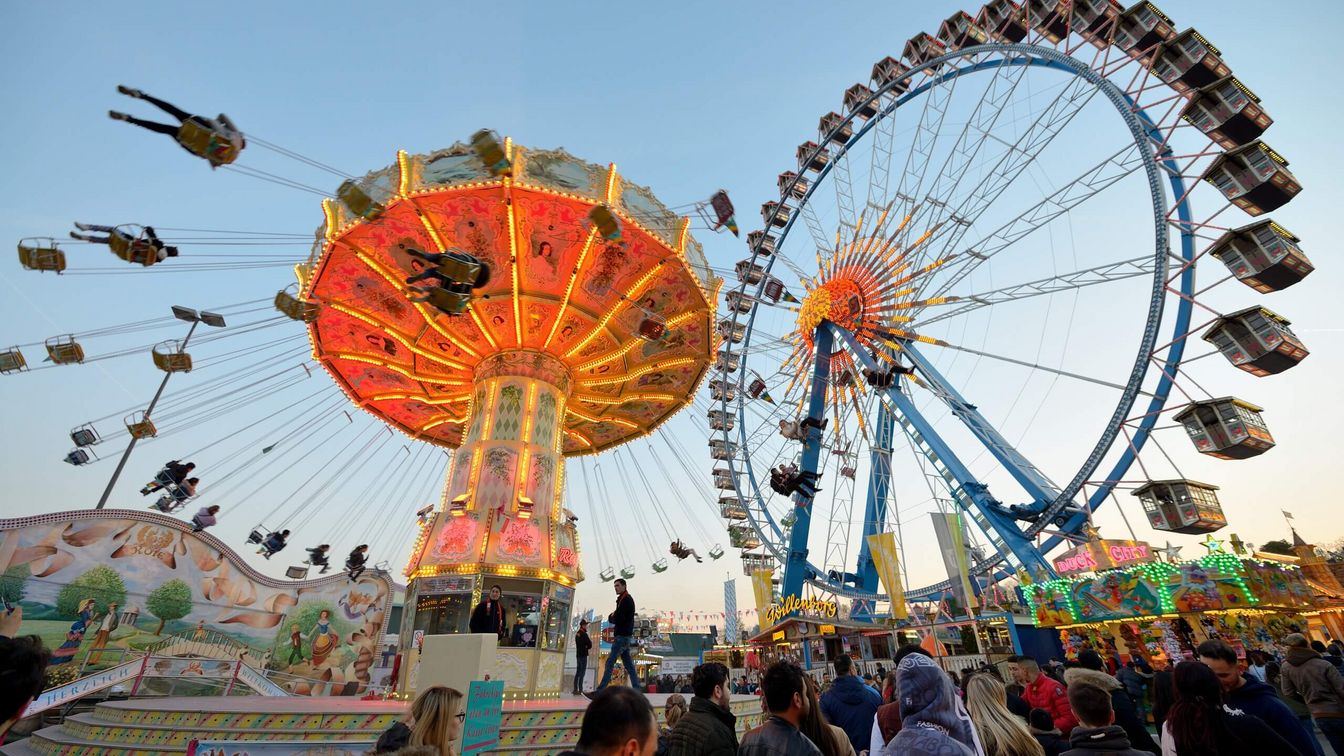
[708,2,1315,610]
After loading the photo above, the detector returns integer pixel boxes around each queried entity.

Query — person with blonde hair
[374,685,465,755]
[656,694,689,755]
[964,673,1043,756]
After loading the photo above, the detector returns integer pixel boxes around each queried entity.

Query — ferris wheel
[712,1,1313,610]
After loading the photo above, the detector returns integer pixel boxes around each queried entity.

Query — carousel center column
[402,350,583,698]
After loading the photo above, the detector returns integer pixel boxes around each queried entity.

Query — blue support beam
[781,325,833,600]
[854,396,894,595]
[827,323,1055,578]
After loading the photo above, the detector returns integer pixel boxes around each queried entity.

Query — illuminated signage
[819,624,837,636]
[764,595,839,624]
[1053,539,1156,576]
[557,547,577,566]
[772,631,786,642]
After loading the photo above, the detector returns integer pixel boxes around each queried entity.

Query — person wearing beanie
[1028,707,1068,756]
[1062,650,1158,753]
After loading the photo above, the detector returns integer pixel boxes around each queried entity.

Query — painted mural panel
[0,511,392,694]
[1070,571,1164,623]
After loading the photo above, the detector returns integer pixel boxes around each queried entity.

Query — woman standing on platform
[373,685,465,755]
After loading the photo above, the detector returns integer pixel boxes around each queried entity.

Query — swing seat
[337,180,385,220]
[470,129,511,176]
[588,205,622,240]
[652,559,669,573]
[435,251,485,285]
[421,287,472,316]
[0,346,28,374]
[45,335,85,365]
[247,529,266,545]
[637,317,666,341]
[599,567,616,582]
[619,565,636,579]
[71,425,100,447]
[708,544,725,560]
[125,412,157,439]
[177,119,240,166]
[65,449,92,466]
[285,565,310,580]
[18,238,66,273]
[274,288,319,322]
[152,341,193,373]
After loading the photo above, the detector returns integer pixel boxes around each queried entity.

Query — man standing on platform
[590,578,643,695]
[469,584,506,640]
[574,618,593,695]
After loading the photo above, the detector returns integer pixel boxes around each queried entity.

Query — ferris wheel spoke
[890,68,960,227]
[830,145,860,242]
[864,95,898,213]
[916,255,1154,327]
[908,71,1104,284]
[918,141,1145,307]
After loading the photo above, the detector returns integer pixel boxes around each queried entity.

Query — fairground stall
[1021,538,1344,665]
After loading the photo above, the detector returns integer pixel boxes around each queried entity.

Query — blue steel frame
[727,44,1198,602]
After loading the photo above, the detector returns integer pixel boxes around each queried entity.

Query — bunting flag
[866,532,908,619]
[751,569,775,618]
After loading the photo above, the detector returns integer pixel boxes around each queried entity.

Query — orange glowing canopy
[303,139,718,455]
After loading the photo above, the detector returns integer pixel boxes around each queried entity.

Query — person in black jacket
[1198,638,1318,756]
[469,585,506,640]
[664,662,738,756]
[590,578,642,695]
[345,545,368,581]
[574,618,593,694]
[1163,661,1303,755]
[1067,650,1159,753]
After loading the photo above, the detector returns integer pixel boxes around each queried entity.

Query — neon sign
[764,595,838,624]
[1053,539,1156,576]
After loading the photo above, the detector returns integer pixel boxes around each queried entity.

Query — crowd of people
[558,634,1344,756]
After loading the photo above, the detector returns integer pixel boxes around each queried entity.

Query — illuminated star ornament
[1200,534,1226,554]
[782,203,958,435]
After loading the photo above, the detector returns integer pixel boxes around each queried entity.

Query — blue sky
[3,1,1343,623]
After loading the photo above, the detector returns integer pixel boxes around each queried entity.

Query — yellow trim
[397,150,412,197]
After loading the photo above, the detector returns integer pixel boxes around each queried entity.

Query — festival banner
[462,679,506,756]
[723,579,739,644]
[865,532,908,619]
[931,512,977,610]
[751,569,775,618]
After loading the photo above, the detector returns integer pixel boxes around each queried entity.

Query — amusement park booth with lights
[299,138,716,697]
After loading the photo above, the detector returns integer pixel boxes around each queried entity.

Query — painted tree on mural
[0,563,29,605]
[146,580,193,635]
[56,565,127,617]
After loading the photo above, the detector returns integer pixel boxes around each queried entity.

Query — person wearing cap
[1281,632,1344,756]
[574,618,593,695]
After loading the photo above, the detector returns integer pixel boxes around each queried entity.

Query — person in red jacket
[1011,655,1078,735]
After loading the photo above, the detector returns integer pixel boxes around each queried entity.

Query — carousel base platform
[3,692,765,755]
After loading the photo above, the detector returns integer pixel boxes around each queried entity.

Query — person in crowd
[1161,661,1301,755]
[141,460,194,494]
[802,673,856,756]
[1313,641,1344,674]
[664,661,737,756]
[1266,653,1323,755]
[880,670,898,704]
[304,543,332,573]
[885,653,982,756]
[345,544,369,581]
[190,504,220,532]
[592,578,642,695]
[669,540,703,563]
[373,685,464,756]
[1004,682,1032,722]
[1150,660,1174,740]
[1196,639,1316,756]
[862,673,878,693]
[869,644,935,751]
[1,629,49,745]
[965,673,1045,756]
[109,86,245,168]
[1066,650,1158,753]
[559,686,657,756]
[1116,661,1152,723]
[469,585,506,639]
[1244,651,1268,683]
[1028,708,1068,756]
[1060,682,1152,756]
[1281,632,1344,756]
[819,653,881,753]
[573,618,592,695]
[1011,656,1078,736]
[738,661,822,756]
[258,529,290,559]
[656,694,688,756]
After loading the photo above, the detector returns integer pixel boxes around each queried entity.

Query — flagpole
[1282,510,1295,537]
